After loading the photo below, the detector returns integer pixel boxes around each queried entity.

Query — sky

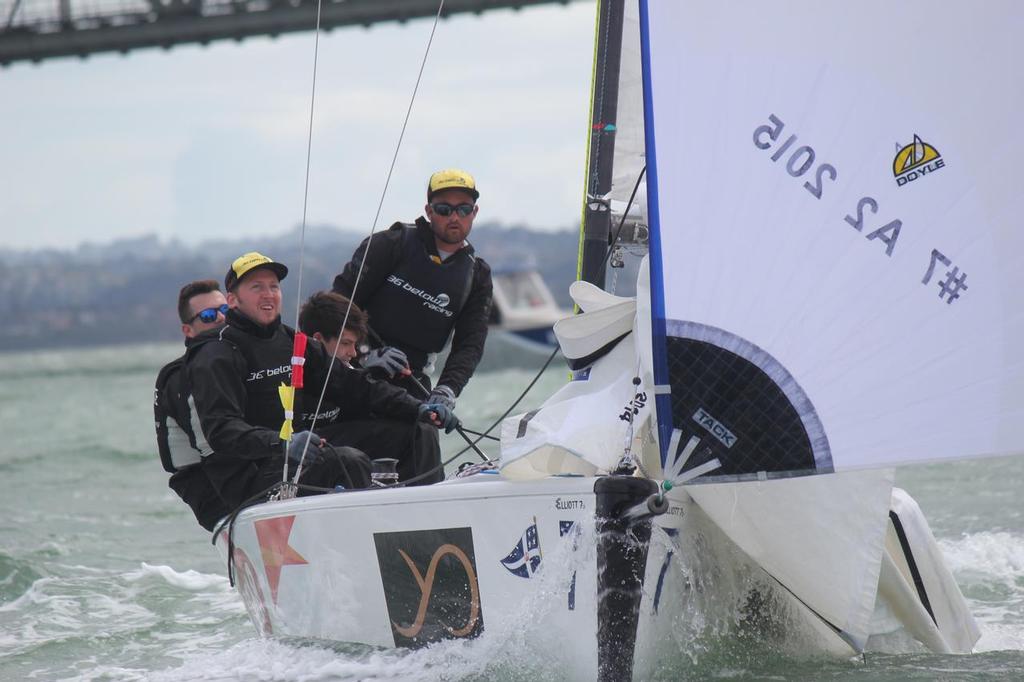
[0,1,597,251]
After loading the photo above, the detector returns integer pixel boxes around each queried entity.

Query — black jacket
[332,217,492,396]
[186,309,423,504]
[155,340,229,531]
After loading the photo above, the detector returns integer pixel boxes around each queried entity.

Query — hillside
[0,224,580,351]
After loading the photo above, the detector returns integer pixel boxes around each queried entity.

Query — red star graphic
[254,515,308,604]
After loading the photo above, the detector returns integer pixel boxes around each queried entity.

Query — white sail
[500,279,655,479]
[687,469,894,651]
[642,0,1024,473]
[608,0,647,224]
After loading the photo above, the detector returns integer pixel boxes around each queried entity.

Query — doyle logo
[893,134,945,187]
[693,407,737,448]
[385,275,453,317]
[374,527,483,648]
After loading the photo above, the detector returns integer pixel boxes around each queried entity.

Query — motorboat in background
[487,265,568,351]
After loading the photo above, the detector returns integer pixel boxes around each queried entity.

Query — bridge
[0,0,578,65]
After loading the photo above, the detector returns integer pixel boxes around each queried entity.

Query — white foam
[0,576,57,612]
[939,531,1024,587]
[124,563,230,591]
[974,622,1024,653]
[57,664,150,682]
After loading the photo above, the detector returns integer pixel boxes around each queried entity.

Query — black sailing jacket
[154,338,230,531]
[332,217,493,396]
[185,309,423,503]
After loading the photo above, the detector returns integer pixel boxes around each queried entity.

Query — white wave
[937,531,1024,653]
[124,562,230,591]
[939,531,1024,587]
[974,622,1024,653]
[57,664,150,682]
[0,576,59,612]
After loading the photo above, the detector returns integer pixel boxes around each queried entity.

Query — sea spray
[151,517,600,682]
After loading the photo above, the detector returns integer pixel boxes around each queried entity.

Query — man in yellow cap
[332,169,494,411]
[185,252,459,511]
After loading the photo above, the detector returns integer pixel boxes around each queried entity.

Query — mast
[578,0,626,290]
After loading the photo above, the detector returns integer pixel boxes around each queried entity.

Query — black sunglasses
[189,303,229,324]
[431,202,475,218]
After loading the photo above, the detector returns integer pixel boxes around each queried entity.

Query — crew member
[298,291,443,484]
[154,280,231,531]
[332,168,493,411]
[186,252,458,510]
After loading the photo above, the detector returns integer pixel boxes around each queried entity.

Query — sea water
[0,343,1021,681]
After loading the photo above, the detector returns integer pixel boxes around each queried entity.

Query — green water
[0,343,1021,680]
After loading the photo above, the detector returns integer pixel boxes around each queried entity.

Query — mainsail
[642,0,1024,476]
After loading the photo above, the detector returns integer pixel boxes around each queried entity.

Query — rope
[292,0,447,484]
[394,341,560,486]
[281,0,327,485]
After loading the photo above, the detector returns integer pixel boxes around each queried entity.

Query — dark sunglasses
[431,202,475,218]
[189,303,229,324]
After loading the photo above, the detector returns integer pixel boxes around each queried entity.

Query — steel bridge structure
[0,0,576,65]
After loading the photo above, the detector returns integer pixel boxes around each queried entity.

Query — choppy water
[0,343,1022,681]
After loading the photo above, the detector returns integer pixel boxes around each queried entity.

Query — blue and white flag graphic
[501,521,542,578]
[559,521,578,610]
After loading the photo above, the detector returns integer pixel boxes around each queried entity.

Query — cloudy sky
[0,2,596,251]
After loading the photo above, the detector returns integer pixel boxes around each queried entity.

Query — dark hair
[299,291,369,343]
[177,279,222,324]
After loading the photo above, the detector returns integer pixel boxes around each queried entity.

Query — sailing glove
[360,346,408,378]
[428,384,457,411]
[287,430,322,464]
[418,402,461,434]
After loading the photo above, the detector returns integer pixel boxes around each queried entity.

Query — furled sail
[500,280,658,479]
[641,0,1024,478]
[608,0,646,227]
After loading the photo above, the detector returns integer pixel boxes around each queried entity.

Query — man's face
[317,329,360,365]
[183,290,228,338]
[425,189,478,249]
[228,269,282,327]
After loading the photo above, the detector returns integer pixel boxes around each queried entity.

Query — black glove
[418,402,461,434]
[428,384,456,411]
[359,346,409,378]
[287,430,322,464]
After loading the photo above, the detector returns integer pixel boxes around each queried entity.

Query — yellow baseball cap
[225,251,288,290]
[427,168,479,201]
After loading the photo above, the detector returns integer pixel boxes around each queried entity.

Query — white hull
[216,473,976,679]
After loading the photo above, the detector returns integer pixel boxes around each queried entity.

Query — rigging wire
[291,0,447,485]
[280,0,327,487]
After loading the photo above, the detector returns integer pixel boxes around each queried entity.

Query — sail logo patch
[693,408,737,448]
[893,134,945,187]
[374,527,483,647]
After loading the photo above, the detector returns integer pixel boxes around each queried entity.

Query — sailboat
[216,1,1024,678]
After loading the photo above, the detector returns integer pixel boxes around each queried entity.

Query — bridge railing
[1,0,576,65]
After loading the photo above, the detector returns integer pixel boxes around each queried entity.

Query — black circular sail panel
[664,320,832,480]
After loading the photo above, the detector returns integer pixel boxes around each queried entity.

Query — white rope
[293,0,448,485]
[283,0,327,489]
